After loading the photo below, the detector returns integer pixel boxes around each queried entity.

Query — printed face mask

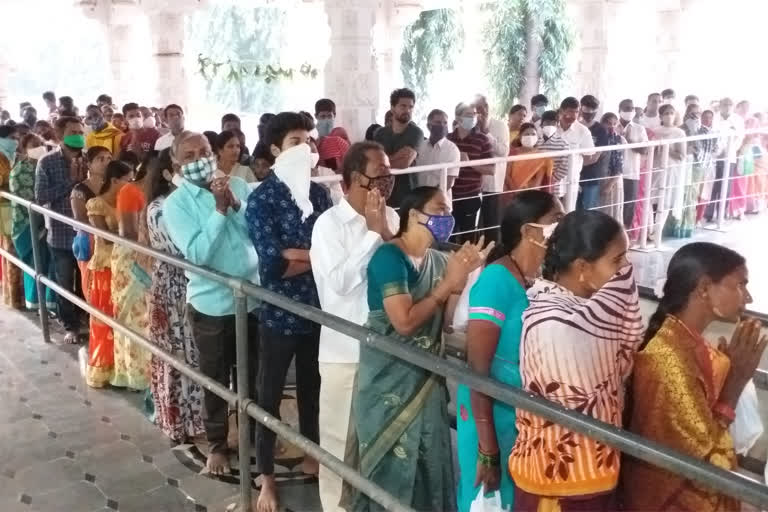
[181,155,216,185]
[361,172,395,199]
[419,212,455,243]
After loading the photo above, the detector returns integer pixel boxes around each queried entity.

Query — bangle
[713,401,736,423]
[477,449,500,467]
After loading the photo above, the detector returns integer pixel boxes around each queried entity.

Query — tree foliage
[483,0,573,115]
[400,8,464,104]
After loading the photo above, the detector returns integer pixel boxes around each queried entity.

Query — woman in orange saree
[623,242,767,512]
[504,123,552,203]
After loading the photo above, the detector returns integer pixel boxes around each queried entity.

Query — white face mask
[541,125,557,138]
[310,151,320,168]
[143,117,157,129]
[273,143,314,221]
[128,118,143,130]
[521,135,538,148]
[27,146,48,161]
[619,111,635,122]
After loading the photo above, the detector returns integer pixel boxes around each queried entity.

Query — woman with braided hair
[508,210,644,511]
[623,242,766,512]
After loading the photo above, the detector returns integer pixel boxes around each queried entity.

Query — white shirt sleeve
[310,211,384,297]
[447,142,462,177]
[580,125,596,153]
[489,118,510,157]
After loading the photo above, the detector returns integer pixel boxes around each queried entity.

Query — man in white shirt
[640,92,662,131]
[475,94,510,242]
[154,104,185,152]
[414,109,461,204]
[310,141,399,512]
[707,97,746,221]
[556,97,596,209]
[617,99,649,229]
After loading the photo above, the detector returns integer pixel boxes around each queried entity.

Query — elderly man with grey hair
[162,131,261,476]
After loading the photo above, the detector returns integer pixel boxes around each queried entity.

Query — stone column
[145,7,189,109]
[324,0,380,140]
[0,55,9,113]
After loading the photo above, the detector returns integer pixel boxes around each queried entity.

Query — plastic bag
[729,380,763,455]
[451,268,482,333]
[469,488,509,512]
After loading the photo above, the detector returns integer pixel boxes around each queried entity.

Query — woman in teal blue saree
[347,187,492,512]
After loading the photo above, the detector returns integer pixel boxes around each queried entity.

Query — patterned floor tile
[28,481,106,512]
[14,457,84,495]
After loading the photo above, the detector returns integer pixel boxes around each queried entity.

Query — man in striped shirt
[447,102,494,243]
[537,110,570,200]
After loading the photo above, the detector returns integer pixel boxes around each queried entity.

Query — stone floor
[0,309,320,512]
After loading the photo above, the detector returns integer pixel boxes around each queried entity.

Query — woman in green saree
[350,186,493,512]
[9,133,56,311]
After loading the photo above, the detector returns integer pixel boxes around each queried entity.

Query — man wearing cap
[35,115,88,344]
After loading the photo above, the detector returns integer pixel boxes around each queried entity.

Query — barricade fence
[1,127,768,510]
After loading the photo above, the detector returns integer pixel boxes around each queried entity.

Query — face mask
[419,213,455,243]
[316,118,334,138]
[27,146,47,161]
[685,118,701,132]
[541,125,557,138]
[0,138,18,164]
[310,151,320,168]
[581,111,596,124]
[534,105,546,118]
[521,135,538,148]
[619,111,635,122]
[143,117,157,129]
[181,155,216,185]
[428,123,448,142]
[62,134,85,150]
[526,222,558,249]
[273,143,314,221]
[127,118,143,130]
[361,172,395,199]
[460,116,476,131]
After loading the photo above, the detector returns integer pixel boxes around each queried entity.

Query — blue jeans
[579,183,601,211]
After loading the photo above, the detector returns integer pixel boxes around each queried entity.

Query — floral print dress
[146,197,204,442]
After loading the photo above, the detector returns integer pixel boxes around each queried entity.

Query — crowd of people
[0,86,765,512]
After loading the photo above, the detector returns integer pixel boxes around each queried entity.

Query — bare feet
[256,474,279,512]
[206,451,231,476]
[301,456,319,476]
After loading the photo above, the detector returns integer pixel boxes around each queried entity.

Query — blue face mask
[419,212,455,243]
[316,118,334,138]
[460,116,476,131]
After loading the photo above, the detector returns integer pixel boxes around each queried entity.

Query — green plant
[400,8,465,104]
[483,0,573,115]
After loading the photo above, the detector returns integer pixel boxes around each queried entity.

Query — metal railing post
[716,136,734,230]
[637,146,655,250]
[565,153,579,212]
[234,289,252,510]
[654,144,670,249]
[439,166,448,195]
[27,203,50,343]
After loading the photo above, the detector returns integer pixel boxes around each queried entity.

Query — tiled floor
[0,309,320,512]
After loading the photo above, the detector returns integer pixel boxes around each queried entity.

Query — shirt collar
[338,197,363,224]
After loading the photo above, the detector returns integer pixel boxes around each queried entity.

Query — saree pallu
[76,235,94,303]
[86,269,114,388]
[109,244,152,390]
[623,316,738,512]
[1,235,23,309]
[727,159,747,218]
[11,224,56,310]
[345,249,455,512]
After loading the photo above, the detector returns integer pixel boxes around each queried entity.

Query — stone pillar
[324,0,380,140]
[145,7,189,109]
[565,0,610,101]
[0,55,9,113]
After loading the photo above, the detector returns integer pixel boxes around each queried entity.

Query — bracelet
[713,401,736,423]
[477,449,500,467]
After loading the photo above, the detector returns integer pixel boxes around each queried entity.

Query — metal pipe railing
[1,162,768,510]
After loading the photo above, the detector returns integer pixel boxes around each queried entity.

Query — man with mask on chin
[120,102,160,161]
[154,104,185,152]
[162,130,260,479]
[415,109,461,206]
[245,112,333,512]
[374,88,424,207]
[35,116,88,344]
[84,104,122,155]
[309,141,399,512]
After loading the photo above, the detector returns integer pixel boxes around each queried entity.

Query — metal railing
[1,130,768,510]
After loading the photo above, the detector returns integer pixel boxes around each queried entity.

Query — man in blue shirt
[35,116,87,343]
[245,112,332,512]
[162,131,260,477]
